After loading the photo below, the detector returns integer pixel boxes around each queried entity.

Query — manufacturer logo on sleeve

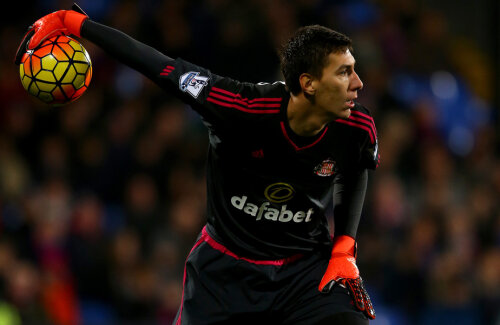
[179,71,209,98]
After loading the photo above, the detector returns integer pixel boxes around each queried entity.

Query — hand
[319,235,376,319]
[14,3,88,64]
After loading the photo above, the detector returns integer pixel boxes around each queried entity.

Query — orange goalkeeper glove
[318,235,376,319]
[15,3,88,64]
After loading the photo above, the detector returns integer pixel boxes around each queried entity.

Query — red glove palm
[15,4,88,64]
[319,235,376,319]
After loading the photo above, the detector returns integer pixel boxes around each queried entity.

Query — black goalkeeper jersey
[81,20,379,260]
[155,59,379,259]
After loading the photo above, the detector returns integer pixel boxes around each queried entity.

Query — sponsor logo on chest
[230,182,314,223]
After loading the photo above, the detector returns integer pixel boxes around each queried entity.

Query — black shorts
[173,226,369,325]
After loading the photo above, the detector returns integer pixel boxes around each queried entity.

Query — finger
[364,297,376,319]
[28,29,64,50]
[14,28,34,65]
[320,279,336,293]
[343,278,365,312]
[359,277,376,319]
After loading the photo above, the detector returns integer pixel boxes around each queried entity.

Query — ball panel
[52,45,70,60]
[38,91,53,103]
[71,86,87,100]
[21,52,30,65]
[68,40,82,51]
[36,80,57,92]
[57,43,75,59]
[53,61,69,80]
[35,46,52,58]
[51,86,65,101]
[31,56,42,75]
[41,54,57,70]
[19,63,25,79]
[35,70,56,83]
[73,75,86,89]
[62,65,77,83]
[21,75,32,91]
[39,37,55,47]
[72,51,87,63]
[74,62,90,74]
[85,67,92,86]
[56,35,70,44]
[28,81,39,96]
[23,59,32,77]
[61,84,76,97]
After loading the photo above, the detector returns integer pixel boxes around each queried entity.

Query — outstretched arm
[15,5,289,135]
[81,19,173,81]
[15,6,172,83]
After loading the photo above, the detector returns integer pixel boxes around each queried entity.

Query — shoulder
[225,80,288,100]
[334,102,377,144]
[207,80,288,118]
[351,102,373,116]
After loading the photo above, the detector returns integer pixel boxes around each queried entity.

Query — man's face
[311,49,363,119]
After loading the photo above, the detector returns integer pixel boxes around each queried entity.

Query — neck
[287,93,330,137]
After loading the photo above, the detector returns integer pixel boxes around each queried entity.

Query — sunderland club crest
[314,159,336,177]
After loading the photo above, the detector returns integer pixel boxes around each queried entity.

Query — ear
[299,73,316,95]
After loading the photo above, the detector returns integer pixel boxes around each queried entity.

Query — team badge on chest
[314,158,336,177]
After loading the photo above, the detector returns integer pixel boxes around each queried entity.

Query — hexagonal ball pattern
[18,35,92,105]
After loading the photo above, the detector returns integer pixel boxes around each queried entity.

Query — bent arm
[332,168,368,238]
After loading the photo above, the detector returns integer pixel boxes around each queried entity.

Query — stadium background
[0,0,499,324]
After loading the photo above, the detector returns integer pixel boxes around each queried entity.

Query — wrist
[63,11,88,37]
[332,235,356,255]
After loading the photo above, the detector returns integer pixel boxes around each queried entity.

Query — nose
[350,71,363,91]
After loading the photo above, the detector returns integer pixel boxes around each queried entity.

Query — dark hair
[279,25,353,95]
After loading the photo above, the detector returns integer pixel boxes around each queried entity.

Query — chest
[212,120,360,187]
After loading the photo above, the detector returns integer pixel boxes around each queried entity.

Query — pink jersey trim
[335,119,375,144]
[280,121,329,151]
[208,91,281,108]
[176,226,303,323]
[176,233,205,325]
[207,96,280,114]
[201,227,303,266]
[350,110,375,124]
[345,115,376,143]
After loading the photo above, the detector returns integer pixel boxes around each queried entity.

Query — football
[19,35,92,106]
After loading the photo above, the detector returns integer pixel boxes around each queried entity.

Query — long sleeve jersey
[81,20,379,259]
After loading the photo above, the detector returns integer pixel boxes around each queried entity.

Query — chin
[337,108,351,119]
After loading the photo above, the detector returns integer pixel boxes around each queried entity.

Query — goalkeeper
[16,5,379,325]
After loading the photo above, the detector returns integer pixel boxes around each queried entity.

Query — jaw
[328,98,354,120]
[336,107,351,119]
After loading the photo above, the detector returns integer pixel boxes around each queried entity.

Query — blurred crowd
[0,0,499,324]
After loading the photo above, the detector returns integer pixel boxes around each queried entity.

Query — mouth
[345,99,355,109]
